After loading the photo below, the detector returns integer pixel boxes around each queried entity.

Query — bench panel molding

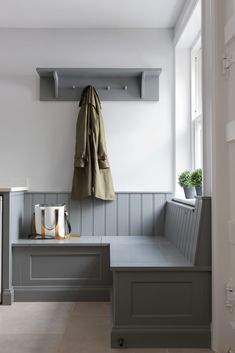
[12,245,112,301]
[112,271,211,327]
[111,270,211,348]
[29,253,102,281]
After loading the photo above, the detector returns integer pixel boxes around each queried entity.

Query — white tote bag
[34,204,71,239]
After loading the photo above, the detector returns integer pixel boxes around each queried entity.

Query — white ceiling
[176,0,201,48]
[0,0,186,29]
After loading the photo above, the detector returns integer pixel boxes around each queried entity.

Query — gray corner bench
[110,197,211,348]
[9,196,211,348]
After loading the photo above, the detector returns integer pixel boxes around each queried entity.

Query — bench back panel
[164,198,211,265]
[23,192,172,237]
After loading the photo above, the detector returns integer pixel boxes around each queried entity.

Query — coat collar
[79,85,101,111]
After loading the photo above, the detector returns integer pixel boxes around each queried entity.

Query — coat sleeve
[97,112,110,169]
[74,106,88,168]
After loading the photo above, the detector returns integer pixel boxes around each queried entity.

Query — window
[191,40,203,169]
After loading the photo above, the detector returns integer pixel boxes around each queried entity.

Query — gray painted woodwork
[12,234,210,271]
[12,236,102,246]
[3,189,211,348]
[111,327,211,348]
[111,270,211,348]
[36,68,162,101]
[0,191,25,304]
[23,192,171,238]
[106,236,193,269]
[12,245,112,302]
[195,197,212,266]
[110,197,211,348]
[1,192,11,305]
[0,197,2,303]
[112,271,211,327]
[14,286,110,302]
[164,197,211,265]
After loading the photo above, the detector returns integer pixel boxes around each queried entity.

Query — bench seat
[105,236,193,269]
[12,235,200,272]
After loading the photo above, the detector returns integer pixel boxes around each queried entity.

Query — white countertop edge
[26,190,173,194]
[0,186,28,192]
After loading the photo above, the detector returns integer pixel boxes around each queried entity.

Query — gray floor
[0,302,213,353]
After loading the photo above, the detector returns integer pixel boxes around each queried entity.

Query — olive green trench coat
[71,86,115,201]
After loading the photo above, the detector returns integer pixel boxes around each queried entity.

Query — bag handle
[41,209,59,232]
[41,210,71,235]
[64,211,71,234]
[31,209,73,239]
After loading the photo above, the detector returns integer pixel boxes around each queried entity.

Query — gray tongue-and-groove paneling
[23,192,171,238]
[164,201,198,263]
[164,198,211,265]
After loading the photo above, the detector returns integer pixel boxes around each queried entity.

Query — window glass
[191,42,202,169]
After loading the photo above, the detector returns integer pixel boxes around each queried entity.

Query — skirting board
[111,327,211,348]
[13,286,111,302]
[2,289,14,305]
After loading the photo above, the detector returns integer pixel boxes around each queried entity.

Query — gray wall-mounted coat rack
[36,68,162,101]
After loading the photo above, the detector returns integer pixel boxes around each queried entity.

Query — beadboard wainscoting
[165,201,201,263]
[165,198,211,266]
[23,192,172,238]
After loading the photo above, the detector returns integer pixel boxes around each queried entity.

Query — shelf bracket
[141,70,160,101]
[53,71,59,98]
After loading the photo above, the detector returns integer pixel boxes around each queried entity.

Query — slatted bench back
[164,197,211,266]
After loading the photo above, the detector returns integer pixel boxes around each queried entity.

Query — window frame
[191,36,203,170]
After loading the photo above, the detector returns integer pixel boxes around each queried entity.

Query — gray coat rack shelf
[36,68,162,101]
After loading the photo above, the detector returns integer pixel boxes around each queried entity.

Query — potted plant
[190,168,202,196]
[178,170,195,199]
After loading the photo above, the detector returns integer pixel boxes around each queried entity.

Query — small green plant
[178,170,192,188]
[190,168,202,187]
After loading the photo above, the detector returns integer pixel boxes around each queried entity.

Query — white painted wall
[174,0,199,46]
[0,29,173,192]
